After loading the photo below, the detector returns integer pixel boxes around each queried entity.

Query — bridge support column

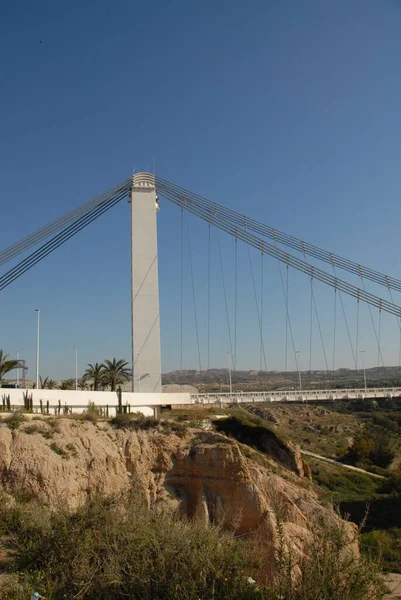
[129,173,161,392]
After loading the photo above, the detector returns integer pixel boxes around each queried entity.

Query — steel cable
[216,229,233,360]
[309,278,313,375]
[356,299,360,371]
[156,176,401,294]
[378,309,382,368]
[312,288,330,372]
[0,189,127,291]
[157,183,401,319]
[274,244,298,375]
[359,276,385,367]
[0,179,131,266]
[246,243,268,372]
[207,223,211,372]
[332,266,357,369]
[260,251,264,372]
[180,208,184,372]
[234,235,238,372]
[333,288,337,373]
[187,223,202,374]
[285,265,289,374]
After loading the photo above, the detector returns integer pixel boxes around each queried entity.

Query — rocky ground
[0,414,357,579]
[2,409,400,596]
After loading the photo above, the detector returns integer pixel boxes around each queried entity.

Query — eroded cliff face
[0,418,356,569]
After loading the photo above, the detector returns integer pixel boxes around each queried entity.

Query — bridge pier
[129,173,162,393]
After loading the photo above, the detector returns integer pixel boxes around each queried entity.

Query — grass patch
[49,442,69,458]
[23,423,45,435]
[309,460,380,502]
[361,527,401,573]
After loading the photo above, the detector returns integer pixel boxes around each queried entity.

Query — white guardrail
[190,387,401,405]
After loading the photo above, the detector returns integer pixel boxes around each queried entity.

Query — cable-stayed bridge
[2,172,401,410]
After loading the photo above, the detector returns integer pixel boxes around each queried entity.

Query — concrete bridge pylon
[129,173,161,393]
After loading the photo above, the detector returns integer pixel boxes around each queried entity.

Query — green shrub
[379,471,401,495]
[361,527,401,573]
[311,463,379,501]
[340,429,395,470]
[2,494,265,600]
[272,509,385,600]
[111,413,159,429]
[23,423,44,435]
[49,442,69,458]
[83,401,102,422]
[164,420,189,433]
[5,412,26,430]
[0,492,386,600]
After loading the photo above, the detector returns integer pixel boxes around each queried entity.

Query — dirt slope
[0,417,357,573]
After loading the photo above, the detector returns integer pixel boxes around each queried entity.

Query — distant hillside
[162,365,401,392]
[4,365,401,394]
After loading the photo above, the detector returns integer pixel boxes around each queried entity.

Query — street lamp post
[74,347,78,390]
[227,351,232,395]
[296,350,302,392]
[359,350,367,393]
[35,309,40,389]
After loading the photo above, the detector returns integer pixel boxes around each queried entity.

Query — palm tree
[83,363,105,391]
[0,350,22,385]
[40,376,57,389]
[101,358,131,391]
[78,377,89,390]
[58,379,75,390]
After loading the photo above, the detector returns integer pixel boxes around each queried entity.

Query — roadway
[300,449,385,479]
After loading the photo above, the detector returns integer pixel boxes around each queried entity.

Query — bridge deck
[190,387,401,404]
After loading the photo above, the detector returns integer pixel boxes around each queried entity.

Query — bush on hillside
[341,429,395,469]
[311,463,379,501]
[361,527,401,573]
[110,412,159,429]
[272,509,385,600]
[0,490,386,600]
[379,471,401,495]
[4,411,26,430]
[2,494,264,600]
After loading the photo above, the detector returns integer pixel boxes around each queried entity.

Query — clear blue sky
[1,0,401,379]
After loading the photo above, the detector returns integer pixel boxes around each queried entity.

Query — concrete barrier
[0,389,191,417]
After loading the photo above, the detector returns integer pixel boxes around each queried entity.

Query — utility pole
[16,350,19,387]
[359,350,367,393]
[35,309,40,389]
[296,350,302,391]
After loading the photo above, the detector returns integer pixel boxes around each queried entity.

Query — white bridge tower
[129,172,162,392]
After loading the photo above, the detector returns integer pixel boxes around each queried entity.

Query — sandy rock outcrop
[0,418,356,571]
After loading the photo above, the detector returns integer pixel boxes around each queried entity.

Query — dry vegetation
[0,491,385,600]
[245,403,359,458]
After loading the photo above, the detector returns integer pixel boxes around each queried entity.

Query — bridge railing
[190,387,401,405]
